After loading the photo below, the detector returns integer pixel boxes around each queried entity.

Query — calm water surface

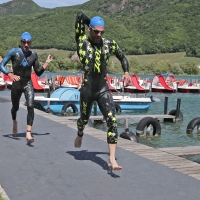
[1,72,200,149]
[94,92,200,148]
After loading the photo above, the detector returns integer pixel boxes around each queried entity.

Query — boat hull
[124,87,150,93]
[178,87,200,94]
[114,101,151,110]
[0,84,5,91]
[40,100,80,113]
[34,99,151,114]
[151,87,176,93]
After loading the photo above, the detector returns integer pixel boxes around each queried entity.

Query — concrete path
[0,95,200,200]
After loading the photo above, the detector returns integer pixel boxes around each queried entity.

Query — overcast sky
[0,0,89,8]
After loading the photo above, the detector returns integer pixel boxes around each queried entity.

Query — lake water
[96,92,200,148]
[2,72,200,150]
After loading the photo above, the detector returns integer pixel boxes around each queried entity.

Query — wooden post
[164,96,168,115]
[93,101,97,116]
[124,118,129,129]
[175,98,181,121]
[47,88,51,98]
[52,75,55,91]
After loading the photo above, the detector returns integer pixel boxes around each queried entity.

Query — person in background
[74,12,131,170]
[0,32,53,143]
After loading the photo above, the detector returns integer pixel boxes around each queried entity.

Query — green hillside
[0,0,200,75]
[0,0,48,15]
[79,0,200,57]
[0,0,200,57]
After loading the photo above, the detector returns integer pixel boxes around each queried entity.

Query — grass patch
[33,50,200,66]
[33,49,74,58]
[129,52,200,65]
[112,52,200,66]
[0,194,5,200]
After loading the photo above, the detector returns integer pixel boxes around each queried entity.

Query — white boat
[177,79,200,93]
[151,74,177,93]
[0,72,6,91]
[111,92,153,111]
[107,74,151,93]
[54,75,81,89]
[31,73,50,92]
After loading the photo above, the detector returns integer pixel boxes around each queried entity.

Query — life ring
[115,103,121,113]
[164,109,183,122]
[136,117,161,136]
[186,117,200,134]
[61,103,78,116]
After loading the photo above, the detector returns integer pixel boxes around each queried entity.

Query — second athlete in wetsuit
[0,32,53,142]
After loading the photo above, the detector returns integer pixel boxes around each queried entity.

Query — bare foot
[13,120,18,135]
[74,136,82,148]
[108,160,122,170]
[26,132,34,142]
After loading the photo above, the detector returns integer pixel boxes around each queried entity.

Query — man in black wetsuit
[0,32,53,142]
[74,12,131,170]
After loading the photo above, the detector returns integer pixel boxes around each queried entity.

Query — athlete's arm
[32,52,45,76]
[0,48,20,81]
[0,49,14,75]
[32,53,52,77]
[110,39,131,85]
[110,39,129,73]
[75,12,90,64]
[75,12,90,43]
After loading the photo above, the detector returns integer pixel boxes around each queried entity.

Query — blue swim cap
[90,16,105,27]
[20,32,32,41]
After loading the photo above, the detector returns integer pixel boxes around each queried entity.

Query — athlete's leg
[11,82,22,135]
[13,120,18,135]
[24,81,34,141]
[97,91,122,170]
[74,92,94,148]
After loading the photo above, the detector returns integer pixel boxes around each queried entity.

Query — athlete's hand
[123,72,131,86]
[8,73,20,81]
[46,54,53,63]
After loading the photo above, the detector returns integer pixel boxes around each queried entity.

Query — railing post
[47,88,51,98]
[52,75,55,91]
[164,96,168,115]
[93,101,97,116]
[125,118,129,129]
[119,118,138,142]
[175,98,181,121]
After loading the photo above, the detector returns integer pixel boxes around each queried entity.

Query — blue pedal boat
[34,88,154,115]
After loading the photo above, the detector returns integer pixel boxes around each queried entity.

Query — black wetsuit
[75,12,129,144]
[0,48,45,126]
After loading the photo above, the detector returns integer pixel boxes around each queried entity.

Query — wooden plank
[159,146,200,156]
[63,114,175,120]
[188,174,200,180]
[143,156,185,162]
[159,161,198,167]
[176,169,200,174]
[173,163,200,168]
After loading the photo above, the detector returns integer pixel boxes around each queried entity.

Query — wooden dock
[61,114,175,120]
[24,104,200,181]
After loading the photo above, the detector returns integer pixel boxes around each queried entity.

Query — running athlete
[0,32,53,142]
[74,12,131,170]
